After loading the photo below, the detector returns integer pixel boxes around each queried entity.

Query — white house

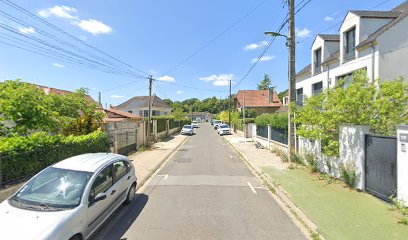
[296,1,408,102]
[113,95,172,117]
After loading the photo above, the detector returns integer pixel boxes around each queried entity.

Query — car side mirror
[94,192,107,203]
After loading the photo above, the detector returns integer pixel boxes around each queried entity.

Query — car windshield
[215,121,221,124]
[183,125,192,129]
[11,167,92,210]
[220,124,229,129]
[192,121,197,123]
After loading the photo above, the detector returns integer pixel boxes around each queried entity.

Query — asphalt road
[92,123,305,240]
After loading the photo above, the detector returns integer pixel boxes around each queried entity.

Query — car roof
[52,153,126,173]
[183,125,191,127]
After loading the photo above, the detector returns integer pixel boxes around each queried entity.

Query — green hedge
[255,113,288,130]
[235,118,255,131]
[156,118,167,133]
[0,130,108,184]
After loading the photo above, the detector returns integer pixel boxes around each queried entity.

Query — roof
[296,64,311,77]
[234,90,281,108]
[30,83,99,105]
[115,95,171,109]
[349,10,400,18]
[104,107,143,119]
[53,153,126,172]
[317,34,340,41]
[357,2,408,49]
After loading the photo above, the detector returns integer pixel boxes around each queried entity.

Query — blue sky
[0,0,405,106]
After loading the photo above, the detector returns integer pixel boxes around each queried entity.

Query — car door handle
[127,175,131,180]
[111,190,116,195]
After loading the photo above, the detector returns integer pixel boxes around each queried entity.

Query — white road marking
[157,174,169,180]
[229,154,235,159]
[247,182,257,194]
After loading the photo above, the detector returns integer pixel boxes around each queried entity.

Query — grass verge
[262,167,408,240]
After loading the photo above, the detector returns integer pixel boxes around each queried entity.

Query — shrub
[290,152,304,165]
[156,118,167,133]
[390,196,408,225]
[305,153,319,173]
[339,161,357,188]
[255,113,288,130]
[0,130,108,183]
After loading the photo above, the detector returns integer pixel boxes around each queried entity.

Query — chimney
[268,88,274,103]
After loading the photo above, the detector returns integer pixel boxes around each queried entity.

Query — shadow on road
[90,193,149,240]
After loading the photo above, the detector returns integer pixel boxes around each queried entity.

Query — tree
[172,107,187,120]
[294,70,408,156]
[257,73,272,90]
[239,108,257,118]
[278,89,288,103]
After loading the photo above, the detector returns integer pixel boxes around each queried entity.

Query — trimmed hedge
[156,118,167,133]
[255,113,288,130]
[0,130,108,184]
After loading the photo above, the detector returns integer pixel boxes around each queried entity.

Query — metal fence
[256,126,268,139]
[270,128,288,145]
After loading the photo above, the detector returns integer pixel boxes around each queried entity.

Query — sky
[0,0,405,107]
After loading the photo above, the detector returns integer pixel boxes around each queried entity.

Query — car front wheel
[124,182,136,204]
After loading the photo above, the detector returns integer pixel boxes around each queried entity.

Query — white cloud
[176,91,183,94]
[243,41,268,51]
[52,63,65,68]
[199,74,234,87]
[18,26,36,34]
[324,16,334,21]
[38,6,112,36]
[157,75,175,82]
[295,27,311,39]
[251,55,275,64]
[38,5,78,20]
[77,19,112,35]
[110,95,125,98]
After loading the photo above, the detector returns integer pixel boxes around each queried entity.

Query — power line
[162,0,270,76]
[0,0,150,76]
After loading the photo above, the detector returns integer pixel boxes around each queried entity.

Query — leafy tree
[240,108,257,118]
[294,70,408,156]
[257,73,272,90]
[172,107,187,120]
[278,89,288,103]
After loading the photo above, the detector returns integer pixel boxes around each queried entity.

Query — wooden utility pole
[148,75,153,141]
[288,0,296,156]
[228,80,232,126]
[243,91,246,125]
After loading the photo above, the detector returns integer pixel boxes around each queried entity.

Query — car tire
[69,234,82,240]
[124,182,136,205]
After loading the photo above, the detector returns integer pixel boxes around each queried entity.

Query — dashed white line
[157,174,169,180]
[247,182,257,194]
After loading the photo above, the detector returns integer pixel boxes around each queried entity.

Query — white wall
[377,15,408,82]
[397,125,408,203]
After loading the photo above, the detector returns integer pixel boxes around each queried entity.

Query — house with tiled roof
[103,107,143,123]
[114,95,172,117]
[296,1,408,103]
[234,89,282,115]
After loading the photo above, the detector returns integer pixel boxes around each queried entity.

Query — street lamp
[264,31,288,39]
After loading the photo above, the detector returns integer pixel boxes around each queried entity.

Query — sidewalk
[224,133,408,240]
[129,134,188,190]
[0,134,188,202]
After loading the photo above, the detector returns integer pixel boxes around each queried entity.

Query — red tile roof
[30,83,99,105]
[235,90,282,108]
[104,108,143,120]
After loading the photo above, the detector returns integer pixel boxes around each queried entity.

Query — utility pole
[228,80,232,126]
[148,75,153,141]
[288,0,296,157]
[98,92,102,106]
[243,91,246,126]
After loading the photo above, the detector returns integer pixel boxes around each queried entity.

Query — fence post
[0,154,3,187]
[166,119,170,135]
[114,129,119,154]
[267,124,272,150]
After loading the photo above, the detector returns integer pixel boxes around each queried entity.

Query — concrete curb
[135,135,189,191]
[223,137,325,240]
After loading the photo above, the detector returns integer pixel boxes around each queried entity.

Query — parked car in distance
[218,124,231,136]
[181,125,194,135]
[213,120,222,129]
[0,153,137,240]
[191,121,199,128]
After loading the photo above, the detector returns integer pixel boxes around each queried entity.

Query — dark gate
[365,134,397,202]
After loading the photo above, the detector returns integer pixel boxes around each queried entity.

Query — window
[89,165,113,204]
[143,110,149,117]
[163,112,168,115]
[113,161,127,182]
[314,48,322,74]
[336,73,353,89]
[127,110,132,114]
[152,110,160,116]
[312,82,323,95]
[139,110,143,116]
[344,27,356,61]
[296,88,303,106]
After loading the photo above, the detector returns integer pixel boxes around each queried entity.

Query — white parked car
[218,124,231,136]
[0,153,137,240]
[213,120,222,130]
[191,121,199,128]
[181,125,194,135]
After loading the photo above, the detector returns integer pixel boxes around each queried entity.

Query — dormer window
[314,48,322,74]
[344,27,356,62]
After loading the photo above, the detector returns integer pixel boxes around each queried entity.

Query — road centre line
[247,182,257,194]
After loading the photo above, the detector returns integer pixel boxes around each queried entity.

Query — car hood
[0,200,73,240]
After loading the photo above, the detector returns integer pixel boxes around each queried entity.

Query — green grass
[262,167,408,240]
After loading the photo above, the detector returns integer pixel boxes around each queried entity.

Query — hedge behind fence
[0,130,108,184]
[255,113,288,130]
